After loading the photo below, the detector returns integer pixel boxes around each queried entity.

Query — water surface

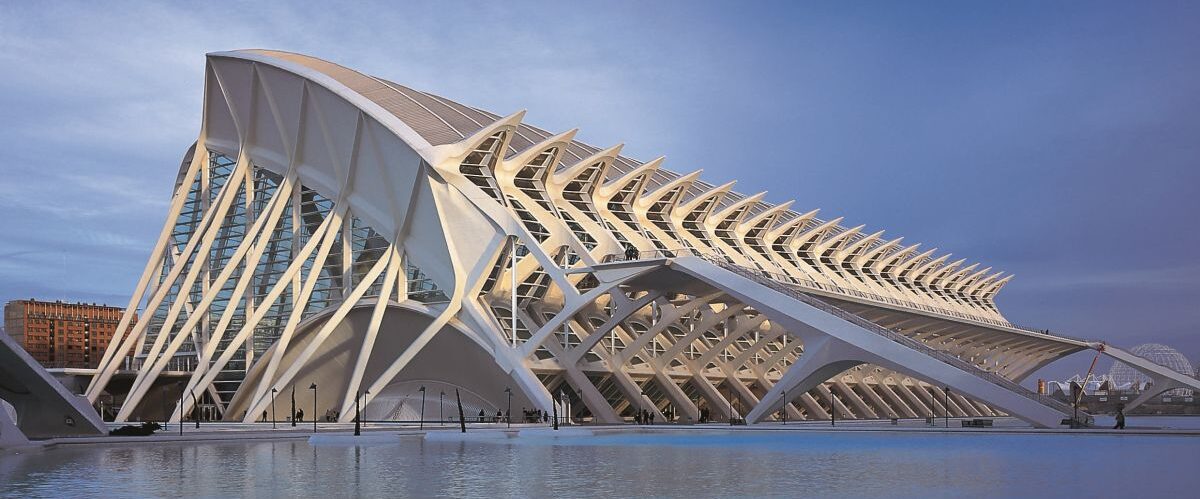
[1,427,1195,498]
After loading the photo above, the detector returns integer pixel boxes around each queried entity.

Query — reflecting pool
[2,427,1196,498]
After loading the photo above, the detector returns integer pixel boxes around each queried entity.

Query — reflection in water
[1,429,1197,498]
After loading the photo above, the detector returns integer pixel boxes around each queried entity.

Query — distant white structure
[1109,344,1195,396]
[1044,375,1134,397]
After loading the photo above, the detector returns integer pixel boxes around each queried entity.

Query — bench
[960,419,993,428]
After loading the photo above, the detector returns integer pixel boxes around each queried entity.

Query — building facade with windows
[85,50,1200,427]
[3,300,132,369]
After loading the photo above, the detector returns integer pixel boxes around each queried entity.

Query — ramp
[1103,345,1200,410]
[598,256,1084,428]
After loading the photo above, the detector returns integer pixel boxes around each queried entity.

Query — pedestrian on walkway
[1113,405,1126,430]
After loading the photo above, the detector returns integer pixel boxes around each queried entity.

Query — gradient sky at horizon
[1,1,1197,380]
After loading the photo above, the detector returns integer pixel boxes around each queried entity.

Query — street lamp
[553,389,562,430]
[929,384,935,426]
[830,388,836,427]
[308,383,318,433]
[160,385,168,428]
[355,389,369,436]
[270,387,278,430]
[782,387,787,425]
[191,390,199,429]
[944,387,951,428]
[418,386,427,430]
[439,391,445,426]
[728,387,734,426]
[178,381,185,436]
[504,387,513,428]
[290,385,297,427]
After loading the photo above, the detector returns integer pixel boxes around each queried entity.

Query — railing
[706,256,1081,417]
[601,248,1090,343]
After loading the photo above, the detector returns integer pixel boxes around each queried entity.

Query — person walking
[1113,405,1126,430]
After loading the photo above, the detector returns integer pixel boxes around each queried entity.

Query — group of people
[521,408,551,423]
[258,408,306,422]
[633,407,678,424]
[476,409,506,423]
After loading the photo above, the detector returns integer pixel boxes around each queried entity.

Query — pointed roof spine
[856,236,901,266]
[677,180,736,213]
[815,224,865,255]
[635,169,703,209]
[981,275,1015,301]
[837,230,884,268]
[925,258,966,287]
[428,110,525,168]
[764,208,819,244]
[909,254,952,282]
[967,272,1005,296]
[711,191,766,225]
[873,243,920,274]
[597,156,664,198]
[497,128,578,175]
[790,217,845,252]
[956,266,992,293]
[549,143,623,191]
[893,248,938,279]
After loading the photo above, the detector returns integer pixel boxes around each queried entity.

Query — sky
[0,1,1197,380]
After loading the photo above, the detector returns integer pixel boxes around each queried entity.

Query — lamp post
[418,386,427,430]
[191,390,199,429]
[781,387,787,425]
[354,389,369,436]
[270,387,278,430]
[830,388,836,427]
[553,390,561,430]
[929,384,935,426]
[355,390,362,437]
[728,388,734,426]
[178,381,185,436]
[504,387,513,428]
[439,391,445,426]
[308,383,317,433]
[290,385,296,427]
[944,387,951,428]
[161,385,168,428]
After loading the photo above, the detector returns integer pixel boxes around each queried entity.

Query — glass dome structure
[1108,343,1195,396]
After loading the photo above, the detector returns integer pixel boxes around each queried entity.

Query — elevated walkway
[1102,345,1200,411]
[590,255,1084,428]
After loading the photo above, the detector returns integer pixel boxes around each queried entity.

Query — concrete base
[0,332,105,439]
[0,399,32,449]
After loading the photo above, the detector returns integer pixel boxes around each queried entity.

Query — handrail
[601,249,1090,343]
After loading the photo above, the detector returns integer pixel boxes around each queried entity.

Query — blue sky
[0,1,1196,379]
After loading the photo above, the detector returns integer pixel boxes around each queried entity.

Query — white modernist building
[84,50,1200,428]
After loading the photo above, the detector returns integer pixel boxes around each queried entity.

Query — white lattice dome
[1108,343,1195,396]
